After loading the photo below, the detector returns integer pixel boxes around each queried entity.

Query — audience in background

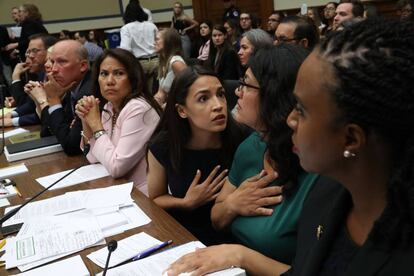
[120,0,158,95]
[239,13,254,33]
[222,0,240,22]
[333,0,364,30]
[171,1,199,59]
[224,18,241,51]
[208,25,241,80]
[197,20,212,63]
[5,4,48,62]
[275,16,320,50]
[238,29,273,67]
[397,0,413,20]
[267,11,285,40]
[59,30,71,40]
[321,1,338,36]
[11,7,21,26]
[153,28,187,105]
[307,7,325,31]
[74,31,104,63]
[76,48,161,194]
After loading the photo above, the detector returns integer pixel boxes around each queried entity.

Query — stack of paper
[4,128,28,139]
[88,232,162,268]
[1,214,104,270]
[98,241,246,276]
[2,183,152,272]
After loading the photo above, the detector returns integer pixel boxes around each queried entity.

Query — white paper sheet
[88,232,162,268]
[4,215,104,268]
[2,193,85,227]
[0,163,28,179]
[4,128,28,139]
[0,198,10,207]
[36,164,110,190]
[12,255,89,276]
[98,241,246,276]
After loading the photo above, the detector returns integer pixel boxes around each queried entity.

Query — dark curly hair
[318,18,414,249]
[248,44,310,195]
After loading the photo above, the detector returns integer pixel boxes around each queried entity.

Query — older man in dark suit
[26,40,92,155]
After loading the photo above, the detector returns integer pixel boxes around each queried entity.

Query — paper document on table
[0,163,28,180]
[88,232,162,268]
[12,255,89,276]
[36,164,110,189]
[98,241,246,276]
[4,128,28,139]
[67,182,134,210]
[2,193,85,227]
[0,198,10,208]
[4,215,104,268]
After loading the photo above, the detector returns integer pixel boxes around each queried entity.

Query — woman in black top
[171,1,198,59]
[147,65,247,245]
[5,4,48,61]
[208,25,241,81]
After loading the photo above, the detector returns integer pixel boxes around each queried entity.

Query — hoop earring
[343,150,356,158]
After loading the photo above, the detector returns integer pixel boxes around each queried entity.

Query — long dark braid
[319,19,414,249]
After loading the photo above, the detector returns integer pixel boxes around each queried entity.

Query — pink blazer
[86,98,159,195]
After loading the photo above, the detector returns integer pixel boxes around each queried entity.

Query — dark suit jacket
[284,176,414,276]
[216,48,241,81]
[40,71,92,155]
[16,100,39,126]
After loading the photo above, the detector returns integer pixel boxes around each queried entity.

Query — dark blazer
[284,176,414,276]
[216,48,241,81]
[40,71,92,155]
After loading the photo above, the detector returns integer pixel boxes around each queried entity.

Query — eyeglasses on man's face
[274,36,297,44]
[25,48,45,57]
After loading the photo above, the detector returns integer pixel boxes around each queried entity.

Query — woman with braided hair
[166,18,414,276]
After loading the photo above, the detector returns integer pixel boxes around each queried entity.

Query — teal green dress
[229,132,317,264]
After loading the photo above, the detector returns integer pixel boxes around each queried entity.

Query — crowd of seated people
[1,0,414,275]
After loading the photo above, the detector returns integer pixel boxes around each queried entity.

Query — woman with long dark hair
[167,18,414,276]
[148,65,247,245]
[208,24,241,80]
[75,48,161,195]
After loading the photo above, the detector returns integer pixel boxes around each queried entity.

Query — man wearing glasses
[0,34,56,127]
[267,11,285,40]
[25,40,92,155]
[274,16,319,50]
[321,2,338,37]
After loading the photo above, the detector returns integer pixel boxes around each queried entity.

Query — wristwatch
[93,130,106,140]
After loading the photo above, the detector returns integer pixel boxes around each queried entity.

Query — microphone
[102,240,118,276]
[0,165,82,227]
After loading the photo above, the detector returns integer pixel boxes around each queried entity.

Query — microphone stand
[0,165,82,226]
[102,240,118,276]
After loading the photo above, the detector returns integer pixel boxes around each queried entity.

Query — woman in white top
[120,1,158,95]
[154,28,187,105]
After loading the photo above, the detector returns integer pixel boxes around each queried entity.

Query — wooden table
[0,127,196,275]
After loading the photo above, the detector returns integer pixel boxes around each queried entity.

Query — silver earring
[343,150,356,158]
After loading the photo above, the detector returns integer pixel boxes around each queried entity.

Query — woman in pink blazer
[75,48,162,195]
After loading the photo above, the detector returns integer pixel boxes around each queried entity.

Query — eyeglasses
[240,17,251,21]
[324,7,336,12]
[25,48,45,57]
[238,79,260,91]
[400,8,413,13]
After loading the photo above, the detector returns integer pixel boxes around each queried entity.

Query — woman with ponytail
[167,18,414,276]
